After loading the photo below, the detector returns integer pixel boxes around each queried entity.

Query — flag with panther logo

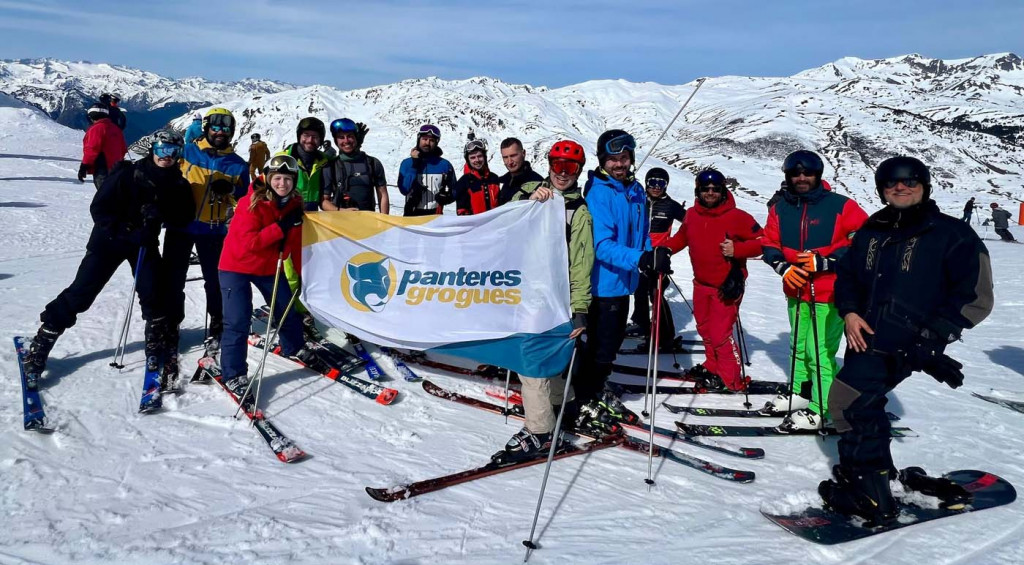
[300,199,575,377]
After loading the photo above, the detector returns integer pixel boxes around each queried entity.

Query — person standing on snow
[184,113,204,145]
[78,103,127,190]
[664,168,763,392]
[21,130,194,387]
[961,197,976,223]
[321,118,388,213]
[247,133,270,181]
[990,202,1017,242]
[491,140,595,463]
[164,107,250,364]
[626,167,686,350]
[217,154,331,400]
[761,150,867,431]
[455,138,502,215]
[397,124,457,216]
[496,137,543,205]
[99,93,127,131]
[818,156,993,526]
[278,117,330,213]
[575,129,671,428]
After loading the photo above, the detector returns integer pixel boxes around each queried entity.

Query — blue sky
[1,0,1022,88]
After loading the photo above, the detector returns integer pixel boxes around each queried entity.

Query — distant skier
[819,156,993,525]
[218,154,330,398]
[626,167,685,350]
[961,197,976,223]
[397,124,457,216]
[990,202,1017,242]
[455,138,502,215]
[247,133,270,180]
[496,137,543,205]
[99,93,127,131]
[664,168,764,392]
[21,130,194,386]
[78,103,127,190]
[184,113,203,145]
[492,140,595,463]
[321,118,388,213]
[761,150,867,430]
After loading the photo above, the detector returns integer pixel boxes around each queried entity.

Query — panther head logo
[340,252,397,313]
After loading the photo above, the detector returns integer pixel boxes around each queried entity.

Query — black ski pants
[576,295,630,404]
[995,228,1016,242]
[629,272,675,344]
[162,228,225,337]
[41,242,160,331]
[828,351,911,474]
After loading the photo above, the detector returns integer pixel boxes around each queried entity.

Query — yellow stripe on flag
[302,211,438,246]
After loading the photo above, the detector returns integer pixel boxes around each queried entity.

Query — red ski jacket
[664,191,763,288]
[81,118,127,173]
[219,183,304,277]
[455,165,501,215]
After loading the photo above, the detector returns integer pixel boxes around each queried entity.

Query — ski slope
[1,101,1023,565]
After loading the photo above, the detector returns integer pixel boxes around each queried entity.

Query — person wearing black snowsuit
[496,162,543,205]
[990,203,1016,241]
[22,143,195,379]
[961,197,975,223]
[820,156,993,526]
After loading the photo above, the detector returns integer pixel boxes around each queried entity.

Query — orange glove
[796,251,829,273]
[782,265,809,289]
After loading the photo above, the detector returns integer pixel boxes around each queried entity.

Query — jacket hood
[463,163,491,178]
[693,190,736,217]
[197,137,236,156]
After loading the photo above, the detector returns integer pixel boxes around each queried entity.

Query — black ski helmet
[694,168,727,206]
[251,133,261,142]
[596,129,636,165]
[296,116,326,143]
[645,167,670,185]
[782,150,824,191]
[87,103,109,121]
[874,156,931,203]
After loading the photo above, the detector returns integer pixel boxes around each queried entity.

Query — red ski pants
[692,283,743,389]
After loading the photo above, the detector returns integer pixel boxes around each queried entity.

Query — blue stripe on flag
[430,321,575,378]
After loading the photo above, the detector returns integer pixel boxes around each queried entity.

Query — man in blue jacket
[396,124,456,216]
[576,129,672,431]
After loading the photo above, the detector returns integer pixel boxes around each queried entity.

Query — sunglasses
[647,179,668,190]
[418,124,441,139]
[882,179,922,189]
[603,133,636,156]
[152,144,182,159]
[697,185,723,193]
[209,125,232,133]
[550,159,582,177]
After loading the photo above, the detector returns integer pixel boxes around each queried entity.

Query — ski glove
[781,264,809,289]
[277,208,304,234]
[718,261,745,301]
[639,247,673,275]
[140,203,161,228]
[77,163,89,182]
[356,122,369,145]
[571,312,587,331]
[796,251,832,273]
[210,178,235,196]
[904,339,964,389]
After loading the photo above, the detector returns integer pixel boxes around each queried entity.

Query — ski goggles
[550,158,582,177]
[603,133,636,156]
[464,139,488,154]
[152,143,183,159]
[696,169,726,188]
[209,125,232,133]
[265,154,299,176]
[330,118,358,136]
[206,113,235,130]
[418,124,441,139]
[880,178,923,189]
[646,178,668,190]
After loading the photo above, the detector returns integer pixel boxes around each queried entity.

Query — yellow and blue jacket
[178,138,249,235]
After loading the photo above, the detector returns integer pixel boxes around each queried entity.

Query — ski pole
[247,284,301,421]
[786,296,802,416]
[807,275,826,437]
[645,273,665,487]
[634,78,707,171]
[667,275,695,316]
[642,275,658,418]
[503,368,512,425]
[110,246,146,370]
[735,320,751,409]
[736,312,751,367]
[522,347,578,562]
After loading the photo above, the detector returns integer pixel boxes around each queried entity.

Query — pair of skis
[666,403,914,437]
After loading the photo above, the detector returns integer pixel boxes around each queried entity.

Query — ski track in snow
[2,120,1024,565]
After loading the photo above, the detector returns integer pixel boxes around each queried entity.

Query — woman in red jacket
[665,169,764,391]
[218,155,320,394]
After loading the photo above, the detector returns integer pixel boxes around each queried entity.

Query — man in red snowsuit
[79,103,127,190]
[665,169,764,391]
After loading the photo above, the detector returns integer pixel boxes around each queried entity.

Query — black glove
[356,122,369,144]
[210,178,235,196]
[571,312,587,331]
[639,247,673,275]
[277,207,304,234]
[140,203,161,228]
[436,186,453,205]
[718,261,745,301]
[78,163,88,182]
[904,339,964,389]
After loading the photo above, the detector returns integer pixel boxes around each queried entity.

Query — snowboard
[762,470,1016,545]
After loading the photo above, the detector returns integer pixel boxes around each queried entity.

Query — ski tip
[277,449,308,464]
[25,420,55,434]
[365,486,403,502]
[735,471,756,483]
[742,448,766,459]
[326,368,340,379]
[377,388,399,405]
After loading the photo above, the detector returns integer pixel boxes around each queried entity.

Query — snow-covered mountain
[0,58,295,143]
[3,53,1023,212]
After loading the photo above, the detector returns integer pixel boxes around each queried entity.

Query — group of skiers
[24,103,1004,528]
[961,196,1018,242]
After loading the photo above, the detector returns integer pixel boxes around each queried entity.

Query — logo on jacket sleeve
[341,252,397,312]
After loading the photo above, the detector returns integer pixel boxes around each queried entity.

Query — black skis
[676,421,916,438]
[972,392,1024,414]
[666,404,901,421]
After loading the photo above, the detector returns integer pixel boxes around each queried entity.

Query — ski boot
[762,386,810,414]
[819,465,898,527]
[596,390,640,424]
[686,365,728,392]
[23,324,61,390]
[491,427,560,466]
[203,334,222,359]
[291,346,333,375]
[574,400,624,438]
[301,312,324,342]
[160,324,181,391]
[898,466,973,510]
[223,374,255,406]
[777,408,823,433]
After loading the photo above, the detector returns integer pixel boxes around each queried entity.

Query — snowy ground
[2,114,1023,564]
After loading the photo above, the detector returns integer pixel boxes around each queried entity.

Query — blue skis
[139,357,163,413]
[378,347,421,382]
[13,336,54,433]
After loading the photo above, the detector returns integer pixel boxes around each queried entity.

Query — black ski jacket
[834,200,993,352]
[496,162,544,205]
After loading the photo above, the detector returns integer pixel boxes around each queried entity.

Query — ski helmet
[87,103,109,121]
[149,129,185,159]
[596,129,636,165]
[330,118,358,137]
[193,112,202,121]
[264,154,299,181]
[296,117,325,143]
[202,108,235,132]
[694,168,727,204]
[464,138,488,158]
[251,133,261,142]
[874,156,931,203]
[991,202,999,209]
[549,140,586,165]
[645,167,670,186]
[782,150,824,177]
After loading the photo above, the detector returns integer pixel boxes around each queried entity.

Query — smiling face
[788,170,818,193]
[467,150,486,171]
[335,131,358,154]
[884,180,925,209]
[417,135,438,154]
[603,152,632,182]
[299,130,322,153]
[270,173,295,197]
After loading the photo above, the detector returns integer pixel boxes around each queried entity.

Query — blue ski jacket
[584,169,650,298]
